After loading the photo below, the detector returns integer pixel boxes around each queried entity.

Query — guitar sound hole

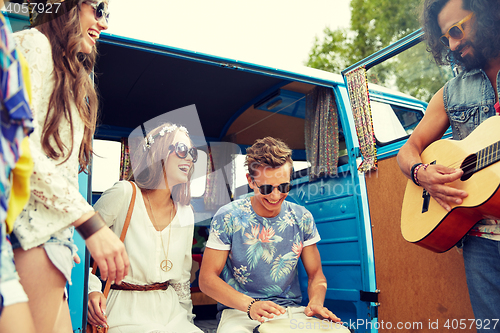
[460,154,477,181]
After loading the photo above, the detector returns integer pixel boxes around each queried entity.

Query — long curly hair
[421,0,500,66]
[31,0,99,173]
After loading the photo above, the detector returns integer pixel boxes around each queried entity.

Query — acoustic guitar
[401,116,500,253]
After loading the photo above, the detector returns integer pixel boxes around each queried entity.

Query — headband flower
[143,124,189,151]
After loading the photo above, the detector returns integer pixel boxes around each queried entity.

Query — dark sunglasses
[252,180,291,195]
[84,1,110,24]
[169,142,198,163]
[440,12,473,48]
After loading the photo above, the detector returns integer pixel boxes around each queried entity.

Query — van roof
[96,32,337,139]
[97,32,421,139]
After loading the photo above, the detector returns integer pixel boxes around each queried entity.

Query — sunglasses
[84,1,110,24]
[252,180,291,195]
[169,142,198,163]
[440,12,474,48]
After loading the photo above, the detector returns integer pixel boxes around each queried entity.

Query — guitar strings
[425,148,499,173]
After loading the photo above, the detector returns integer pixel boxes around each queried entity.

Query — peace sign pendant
[160,259,173,272]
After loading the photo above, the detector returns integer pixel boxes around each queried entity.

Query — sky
[106,0,352,69]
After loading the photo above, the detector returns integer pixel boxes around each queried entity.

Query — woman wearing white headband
[87,123,202,333]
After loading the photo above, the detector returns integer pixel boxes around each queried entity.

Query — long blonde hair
[129,123,194,205]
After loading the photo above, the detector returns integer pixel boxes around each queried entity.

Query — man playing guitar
[397,0,500,331]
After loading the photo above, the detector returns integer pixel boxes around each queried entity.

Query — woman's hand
[87,292,107,327]
[85,227,130,284]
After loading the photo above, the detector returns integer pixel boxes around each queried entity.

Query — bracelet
[414,163,429,186]
[76,212,106,240]
[247,299,260,320]
[410,163,422,186]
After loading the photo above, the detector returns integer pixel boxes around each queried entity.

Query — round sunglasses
[169,142,198,163]
[440,12,474,48]
[252,180,291,195]
[84,1,110,24]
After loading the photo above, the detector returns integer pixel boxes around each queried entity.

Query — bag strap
[118,181,137,242]
[91,180,137,297]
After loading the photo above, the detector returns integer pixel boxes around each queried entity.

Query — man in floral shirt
[200,137,344,333]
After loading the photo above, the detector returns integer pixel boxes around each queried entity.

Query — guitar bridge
[422,189,430,213]
[421,160,436,213]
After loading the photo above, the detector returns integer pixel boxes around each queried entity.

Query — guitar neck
[476,140,500,172]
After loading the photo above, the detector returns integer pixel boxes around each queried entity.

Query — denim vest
[443,68,500,140]
[444,69,500,241]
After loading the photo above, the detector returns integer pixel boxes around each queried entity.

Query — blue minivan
[5,11,476,333]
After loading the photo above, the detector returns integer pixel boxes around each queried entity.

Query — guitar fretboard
[476,141,500,171]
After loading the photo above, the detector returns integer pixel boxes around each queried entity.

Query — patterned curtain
[204,148,218,209]
[119,137,131,180]
[204,142,237,210]
[305,86,339,181]
[344,67,378,172]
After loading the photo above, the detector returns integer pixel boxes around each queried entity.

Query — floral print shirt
[0,13,33,232]
[206,197,320,312]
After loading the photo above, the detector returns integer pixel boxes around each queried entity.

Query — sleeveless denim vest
[444,68,500,241]
[443,68,500,140]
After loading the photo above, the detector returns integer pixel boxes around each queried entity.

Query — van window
[92,140,208,197]
[191,150,207,197]
[234,155,310,192]
[293,161,309,173]
[362,41,452,147]
[92,140,121,192]
[234,154,248,190]
[366,42,453,103]
[371,101,423,144]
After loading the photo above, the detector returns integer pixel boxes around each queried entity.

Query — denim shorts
[0,222,28,307]
[10,226,77,285]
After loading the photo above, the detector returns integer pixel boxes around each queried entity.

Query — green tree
[306,0,452,102]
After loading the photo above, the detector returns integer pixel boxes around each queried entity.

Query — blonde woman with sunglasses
[87,123,202,333]
[398,0,500,331]
[10,1,130,332]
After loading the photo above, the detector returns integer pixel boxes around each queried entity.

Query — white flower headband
[143,124,189,151]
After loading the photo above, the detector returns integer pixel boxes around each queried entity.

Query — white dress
[89,181,202,333]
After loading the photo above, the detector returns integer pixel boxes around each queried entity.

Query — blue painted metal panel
[287,161,376,332]
[354,166,379,330]
[329,85,379,332]
[1,12,28,33]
